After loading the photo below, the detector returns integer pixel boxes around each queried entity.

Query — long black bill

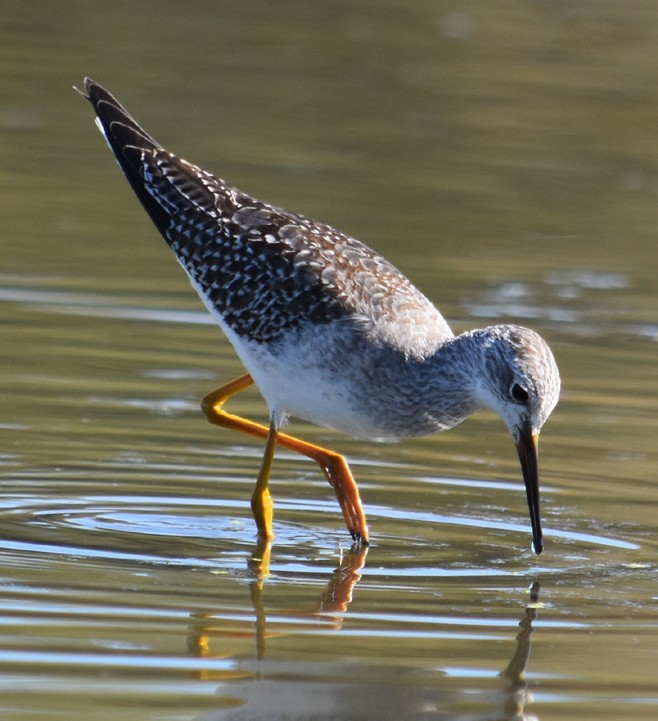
[515,429,543,554]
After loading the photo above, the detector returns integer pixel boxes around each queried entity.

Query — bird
[79,78,560,554]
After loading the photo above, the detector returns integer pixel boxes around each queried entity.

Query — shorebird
[80,78,560,553]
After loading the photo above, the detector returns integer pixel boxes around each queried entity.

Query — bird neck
[394,330,487,435]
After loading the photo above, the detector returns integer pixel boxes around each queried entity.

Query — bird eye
[510,383,529,403]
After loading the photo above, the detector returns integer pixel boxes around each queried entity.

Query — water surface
[1,2,657,720]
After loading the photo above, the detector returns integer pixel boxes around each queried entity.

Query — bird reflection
[189,548,542,721]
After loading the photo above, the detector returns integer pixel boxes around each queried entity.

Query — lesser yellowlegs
[80,78,560,553]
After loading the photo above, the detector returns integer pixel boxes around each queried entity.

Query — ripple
[0,479,639,583]
[0,285,214,325]
[0,491,349,571]
[366,502,639,551]
[545,270,628,290]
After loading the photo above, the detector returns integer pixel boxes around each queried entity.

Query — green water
[1,2,657,719]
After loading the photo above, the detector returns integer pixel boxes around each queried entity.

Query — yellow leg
[202,373,369,544]
[251,420,276,540]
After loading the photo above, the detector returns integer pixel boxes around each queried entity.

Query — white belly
[198,297,393,440]
[228,324,392,438]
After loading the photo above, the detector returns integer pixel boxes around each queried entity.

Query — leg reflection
[316,544,368,616]
[188,541,367,672]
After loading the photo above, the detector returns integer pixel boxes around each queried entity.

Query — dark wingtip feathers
[78,77,161,154]
[79,77,116,107]
[75,77,112,108]
[78,77,175,235]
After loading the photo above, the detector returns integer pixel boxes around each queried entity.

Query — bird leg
[252,419,276,540]
[201,373,369,544]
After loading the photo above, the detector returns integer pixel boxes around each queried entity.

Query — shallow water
[1,2,657,720]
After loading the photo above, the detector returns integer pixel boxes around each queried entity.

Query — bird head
[475,325,561,554]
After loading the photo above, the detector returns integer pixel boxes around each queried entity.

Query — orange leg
[201,373,369,544]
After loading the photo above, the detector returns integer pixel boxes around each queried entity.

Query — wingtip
[74,77,100,102]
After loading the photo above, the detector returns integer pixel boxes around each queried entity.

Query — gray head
[472,324,561,554]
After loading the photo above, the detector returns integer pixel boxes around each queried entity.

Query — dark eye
[510,383,529,404]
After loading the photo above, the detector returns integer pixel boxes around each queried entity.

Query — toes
[349,530,370,547]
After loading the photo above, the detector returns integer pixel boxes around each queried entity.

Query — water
[1,2,657,719]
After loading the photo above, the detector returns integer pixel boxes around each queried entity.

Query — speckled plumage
[82,78,561,553]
